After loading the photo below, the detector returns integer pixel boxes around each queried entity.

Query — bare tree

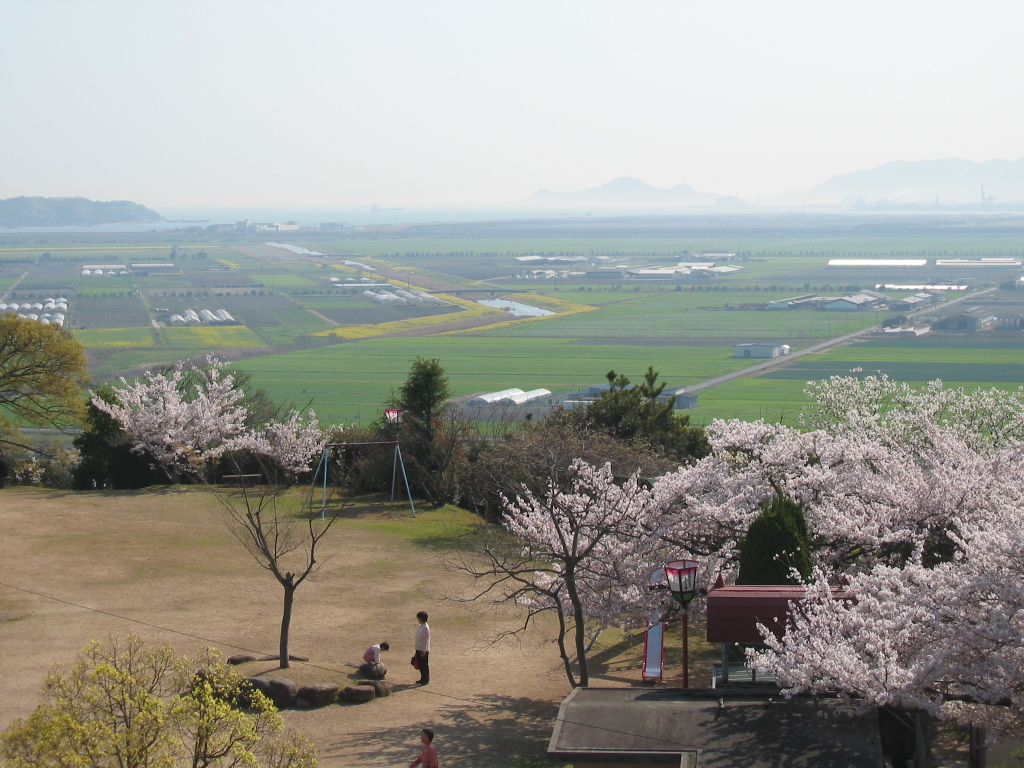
[214,456,341,669]
[94,358,335,669]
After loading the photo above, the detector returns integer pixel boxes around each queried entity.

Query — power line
[0,579,703,753]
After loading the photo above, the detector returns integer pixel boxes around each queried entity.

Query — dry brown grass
[0,486,714,767]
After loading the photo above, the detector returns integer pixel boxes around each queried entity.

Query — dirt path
[1,271,29,301]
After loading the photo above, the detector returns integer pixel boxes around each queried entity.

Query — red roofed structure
[705,577,852,686]
[706,578,852,644]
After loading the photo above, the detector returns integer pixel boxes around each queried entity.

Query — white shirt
[415,622,431,653]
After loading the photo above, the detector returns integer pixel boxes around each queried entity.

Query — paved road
[684,287,994,394]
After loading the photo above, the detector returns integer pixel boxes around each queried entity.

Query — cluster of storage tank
[360,288,444,306]
[82,269,130,276]
[0,297,68,326]
[467,387,552,406]
[167,308,236,326]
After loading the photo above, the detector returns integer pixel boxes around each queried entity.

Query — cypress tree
[736,495,812,585]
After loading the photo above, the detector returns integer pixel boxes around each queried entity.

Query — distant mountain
[772,158,1024,206]
[0,196,163,227]
[525,177,718,207]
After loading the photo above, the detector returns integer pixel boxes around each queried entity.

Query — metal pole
[397,445,416,517]
[682,609,689,688]
[390,444,399,508]
[321,447,328,519]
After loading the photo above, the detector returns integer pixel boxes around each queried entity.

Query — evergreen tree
[388,357,465,506]
[73,386,167,489]
[736,495,812,585]
[567,366,708,461]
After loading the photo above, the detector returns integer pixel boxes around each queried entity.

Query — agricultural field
[690,335,1024,424]
[74,327,157,349]
[237,337,766,423]
[1,219,1023,425]
[162,325,268,348]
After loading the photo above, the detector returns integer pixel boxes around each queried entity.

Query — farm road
[1,271,29,301]
[685,288,994,394]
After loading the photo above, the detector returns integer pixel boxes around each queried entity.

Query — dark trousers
[416,651,430,683]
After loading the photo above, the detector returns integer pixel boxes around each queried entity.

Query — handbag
[411,654,420,670]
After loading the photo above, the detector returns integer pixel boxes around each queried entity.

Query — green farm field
[475,291,886,341]
[691,336,1024,424]
[237,336,753,422]
[162,325,268,348]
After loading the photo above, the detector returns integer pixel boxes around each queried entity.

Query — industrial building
[734,343,791,359]
[934,307,997,331]
[466,388,552,406]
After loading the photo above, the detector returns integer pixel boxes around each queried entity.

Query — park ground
[0,487,716,768]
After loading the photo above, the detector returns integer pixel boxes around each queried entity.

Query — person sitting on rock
[363,642,389,664]
[358,642,390,680]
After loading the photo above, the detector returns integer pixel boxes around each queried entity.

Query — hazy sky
[2,1,1023,208]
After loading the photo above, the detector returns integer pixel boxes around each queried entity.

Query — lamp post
[665,559,699,687]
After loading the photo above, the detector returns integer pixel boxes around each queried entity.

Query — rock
[298,682,340,707]
[247,676,273,701]
[339,684,376,704]
[265,677,298,709]
[228,654,259,665]
[358,679,392,698]
[358,662,387,680]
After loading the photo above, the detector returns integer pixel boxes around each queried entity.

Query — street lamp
[665,559,699,687]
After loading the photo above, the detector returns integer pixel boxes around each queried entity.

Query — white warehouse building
[734,343,791,359]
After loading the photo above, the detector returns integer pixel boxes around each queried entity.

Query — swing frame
[308,441,416,518]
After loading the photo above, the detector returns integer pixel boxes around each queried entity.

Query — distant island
[0,196,163,227]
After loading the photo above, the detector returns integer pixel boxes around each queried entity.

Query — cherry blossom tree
[456,371,1024,726]
[96,357,334,669]
[228,408,326,478]
[455,460,664,688]
[92,356,325,480]
[646,373,1024,736]
[752,502,1024,736]
[91,356,247,479]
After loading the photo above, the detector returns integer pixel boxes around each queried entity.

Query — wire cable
[0,579,704,752]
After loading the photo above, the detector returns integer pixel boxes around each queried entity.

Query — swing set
[306,441,416,518]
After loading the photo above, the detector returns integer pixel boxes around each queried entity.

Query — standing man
[414,611,430,685]
[408,728,438,768]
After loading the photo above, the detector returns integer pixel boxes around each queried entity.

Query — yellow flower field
[74,328,157,348]
[163,326,267,347]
